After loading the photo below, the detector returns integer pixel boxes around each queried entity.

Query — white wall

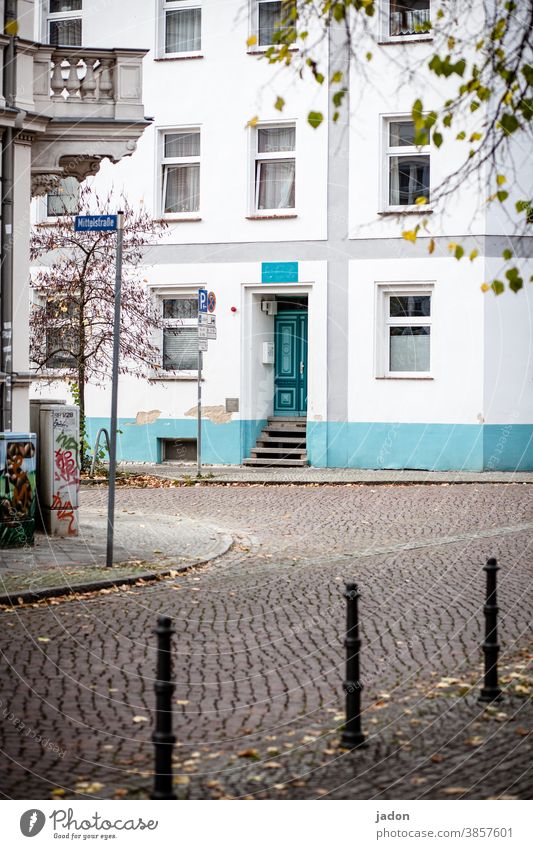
[347,256,485,424]
[483,257,533,425]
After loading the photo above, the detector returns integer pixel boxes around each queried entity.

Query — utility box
[0,433,37,548]
[38,405,80,537]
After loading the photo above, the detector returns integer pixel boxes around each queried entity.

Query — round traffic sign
[207,291,216,313]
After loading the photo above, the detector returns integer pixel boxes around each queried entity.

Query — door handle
[299,361,305,375]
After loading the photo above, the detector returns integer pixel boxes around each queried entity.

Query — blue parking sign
[198,289,208,313]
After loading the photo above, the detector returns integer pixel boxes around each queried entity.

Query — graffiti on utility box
[0,439,37,548]
[50,410,80,537]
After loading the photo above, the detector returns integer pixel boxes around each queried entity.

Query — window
[381,290,432,375]
[389,0,430,37]
[161,296,198,371]
[161,130,201,215]
[47,0,82,46]
[46,177,79,217]
[386,119,430,208]
[254,0,296,47]
[254,125,295,211]
[35,295,78,370]
[161,0,201,55]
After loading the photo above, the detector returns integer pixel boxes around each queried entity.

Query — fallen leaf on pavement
[132,715,149,723]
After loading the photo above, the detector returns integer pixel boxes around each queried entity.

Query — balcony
[29,45,150,194]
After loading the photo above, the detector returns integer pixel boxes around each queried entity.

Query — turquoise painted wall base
[85,418,533,471]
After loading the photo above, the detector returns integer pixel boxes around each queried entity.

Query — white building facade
[32,0,533,471]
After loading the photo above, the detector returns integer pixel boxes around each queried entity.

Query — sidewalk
[0,507,233,604]
[118,462,533,485]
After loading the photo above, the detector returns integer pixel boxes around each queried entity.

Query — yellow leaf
[246,35,258,47]
[52,788,66,797]
[481,283,489,292]
[174,775,190,785]
[37,637,50,643]
[415,196,428,205]
[132,715,149,723]
[448,242,457,251]
[428,238,435,254]
[496,174,506,186]
[246,116,259,128]
[402,230,418,243]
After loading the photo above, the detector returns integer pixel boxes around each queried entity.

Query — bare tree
[30,184,167,468]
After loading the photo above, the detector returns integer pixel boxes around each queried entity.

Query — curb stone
[0,531,233,607]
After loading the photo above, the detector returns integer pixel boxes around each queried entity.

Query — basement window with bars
[160,296,199,374]
[47,0,82,46]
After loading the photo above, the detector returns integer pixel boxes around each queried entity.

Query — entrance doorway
[274,299,308,416]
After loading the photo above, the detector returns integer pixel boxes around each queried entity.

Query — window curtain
[258,126,295,153]
[50,0,82,11]
[390,155,429,205]
[390,1,430,36]
[258,1,282,45]
[257,160,295,209]
[164,164,200,213]
[49,18,82,45]
[389,327,430,371]
[163,327,198,370]
[165,132,200,158]
[165,8,201,53]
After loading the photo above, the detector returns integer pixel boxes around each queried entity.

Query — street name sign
[75,215,118,232]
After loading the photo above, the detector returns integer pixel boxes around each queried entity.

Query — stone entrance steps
[243,416,308,467]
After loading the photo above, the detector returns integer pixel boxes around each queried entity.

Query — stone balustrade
[30,44,149,195]
[33,46,148,121]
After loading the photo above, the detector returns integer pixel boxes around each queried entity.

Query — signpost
[197,290,216,477]
[75,213,123,567]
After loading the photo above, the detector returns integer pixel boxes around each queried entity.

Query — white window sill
[150,372,199,381]
[31,370,75,379]
[376,375,434,380]
[155,53,204,61]
[379,208,433,216]
[247,212,297,220]
[378,35,433,45]
[247,46,299,55]
[156,215,202,223]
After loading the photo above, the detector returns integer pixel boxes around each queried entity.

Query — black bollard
[479,558,503,703]
[151,615,176,799]
[340,582,367,749]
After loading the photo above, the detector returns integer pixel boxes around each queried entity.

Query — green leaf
[496,190,509,203]
[499,113,520,135]
[491,280,504,295]
[502,249,513,260]
[433,131,443,148]
[274,96,285,112]
[469,249,479,261]
[307,111,324,129]
[454,245,464,260]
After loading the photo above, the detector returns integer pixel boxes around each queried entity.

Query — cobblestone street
[1,483,531,800]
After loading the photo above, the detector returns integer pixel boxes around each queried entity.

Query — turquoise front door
[274,312,308,415]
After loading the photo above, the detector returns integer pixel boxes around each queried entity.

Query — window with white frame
[254,0,296,47]
[161,0,202,55]
[32,292,78,370]
[161,130,201,215]
[160,296,199,372]
[381,289,432,375]
[47,0,82,46]
[385,119,430,208]
[46,177,79,218]
[388,0,430,38]
[254,125,295,211]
